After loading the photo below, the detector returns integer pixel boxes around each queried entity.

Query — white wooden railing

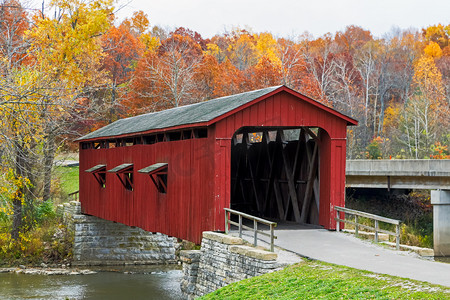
[335,206,401,250]
[224,208,277,252]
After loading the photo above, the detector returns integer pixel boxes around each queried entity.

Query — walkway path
[232,223,450,287]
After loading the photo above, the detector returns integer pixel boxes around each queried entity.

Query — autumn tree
[0,0,41,239]
[247,32,283,89]
[374,31,421,135]
[334,25,372,56]
[423,24,450,49]
[131,32,203,112]
[91,17,144,127]
[251,55,281,89]
[227,28,257,71]
[205,35,229,63]
[400,55,449,158]
[24,0,113,205]
[354,40,383,127]
[300,33,336,104]
[276,38,306,89]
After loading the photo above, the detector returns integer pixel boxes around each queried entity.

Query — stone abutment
[59,201,178,266]
[180,231,280,299]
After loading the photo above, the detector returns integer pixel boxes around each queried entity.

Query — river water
[0,265,183,300]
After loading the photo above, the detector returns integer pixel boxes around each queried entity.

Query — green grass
[201,260,450,299]
[55,166,79,195]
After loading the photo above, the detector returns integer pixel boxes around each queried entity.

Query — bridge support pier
[431,190,450,256]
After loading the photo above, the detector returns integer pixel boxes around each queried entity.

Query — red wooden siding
[79,88,355,243]
[80,135,215,243]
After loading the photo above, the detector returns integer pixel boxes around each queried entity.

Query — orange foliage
[0,0,30,66]
[252,55,282,89]
[130,10,149,35]
[430,142,450,159]
[212,59,250,98]
[334,25,373,54]
[101,24,144,85]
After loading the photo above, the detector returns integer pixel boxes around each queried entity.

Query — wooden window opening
[138,163,168,194]
[108,163,134,191]
[85,164,107,188]
[193,128,208,139]
[144,135,156,144]
[182,130,191,140]
[167,131,181,141]
[125,138,133,147]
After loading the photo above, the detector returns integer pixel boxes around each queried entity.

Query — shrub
[0,218,73,266]
[346,189,433,248]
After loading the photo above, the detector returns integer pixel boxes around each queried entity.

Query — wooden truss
[231,127,320,224]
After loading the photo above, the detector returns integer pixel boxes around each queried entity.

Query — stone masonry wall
[59,201,177,266]
[180,231,279,299]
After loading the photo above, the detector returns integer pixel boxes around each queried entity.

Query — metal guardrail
[68,190,79,201]
[335,206,401,250]
[224,208,277,252]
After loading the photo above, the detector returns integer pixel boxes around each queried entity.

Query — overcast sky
[28,0,449,39]
[111,0,449,39]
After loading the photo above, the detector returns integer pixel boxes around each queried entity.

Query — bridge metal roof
[78,86,281,141]
[77,85,357,142]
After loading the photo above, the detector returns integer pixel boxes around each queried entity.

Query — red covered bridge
[77,86,357,243]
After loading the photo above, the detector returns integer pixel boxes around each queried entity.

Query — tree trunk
[43,131,56,202]
[11,142,25,240]
[11,193,23,240]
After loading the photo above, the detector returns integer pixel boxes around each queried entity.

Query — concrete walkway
[232,223,450,287]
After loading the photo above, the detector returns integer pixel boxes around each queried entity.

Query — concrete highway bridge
[345,159,450,257]
[345,159,450,190]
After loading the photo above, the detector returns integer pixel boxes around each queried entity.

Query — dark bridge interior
[230,126,320,225]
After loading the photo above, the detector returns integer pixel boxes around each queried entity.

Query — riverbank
[0,266,96,275]
[202,259,450,299]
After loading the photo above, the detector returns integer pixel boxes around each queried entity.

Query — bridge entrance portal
[230,127,320,225]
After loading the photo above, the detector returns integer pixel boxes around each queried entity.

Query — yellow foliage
[254,32,281,66]
[0,65,46,149]
[383,103,401,131]
[140,33,160,53]
[227,33,257,69]
[413,55,445,103]
[26,0,114,88]
[424,42,442,58]
[423,24,449,48]
[0,168,32,204]
[206,43,220,57]
[131,10,149,34]
[204,42,227,63]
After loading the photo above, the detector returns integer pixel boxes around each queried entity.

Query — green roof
[107,163,133,173]
[85,164,106,173]
[138,163,168,174]
[78,86,282,141]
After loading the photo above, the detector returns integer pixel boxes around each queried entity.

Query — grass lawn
[201,260,450,299]
[55,166,79,195]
